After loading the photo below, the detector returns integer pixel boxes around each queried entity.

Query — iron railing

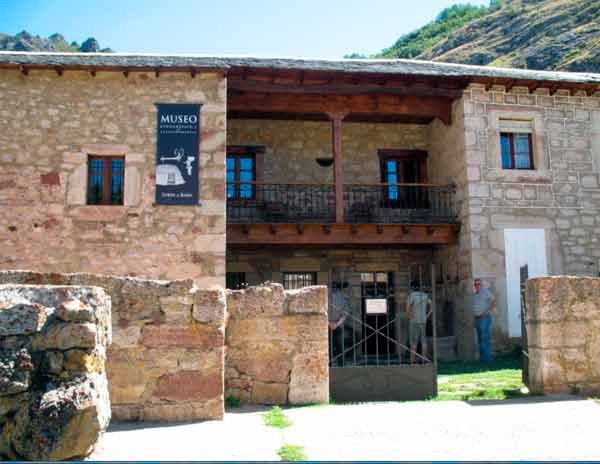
[226,182,457,224]
[226,182,335,223]
[344,183,456,224]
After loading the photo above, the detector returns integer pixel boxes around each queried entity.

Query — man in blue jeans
[472,278,496,363]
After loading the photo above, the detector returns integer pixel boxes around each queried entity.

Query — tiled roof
[1,52,600,85]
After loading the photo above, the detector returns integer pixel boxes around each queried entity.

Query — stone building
[1,52,599,361]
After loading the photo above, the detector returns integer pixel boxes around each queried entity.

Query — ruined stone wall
[225,283,328,404]
[0,69,226,287]
[525,276,600,395]
[457,84,600,345]
[0,284,111,460]
[227,119,428,184]
[0,270,226,422]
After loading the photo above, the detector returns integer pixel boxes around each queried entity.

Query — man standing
[472,278,496,363]
[406,281,432,364]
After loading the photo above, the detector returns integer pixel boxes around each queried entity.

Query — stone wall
[227,119,428,184]
[449,84,600,352]
[0,284,111,460]
[525,276,600,395]
[0,270,226,422]
[225,283,328,404]
[0,69,226,287]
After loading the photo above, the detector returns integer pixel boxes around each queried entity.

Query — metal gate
[520,264,529,385]
[328,264,439,402]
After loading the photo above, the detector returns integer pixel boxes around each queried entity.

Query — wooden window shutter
[254,151,265,183]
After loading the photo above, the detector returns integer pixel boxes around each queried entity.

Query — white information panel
[366,298,387,314]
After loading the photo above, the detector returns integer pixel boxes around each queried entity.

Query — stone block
[288,352,328,404]
[111,325,141,348]
[284,285,327,315]
[192,288,226,324]
[251,381,288,404]
[152,370,222,402]
[0,303,48,336]
[141,325,224,349]
[33,322,98,351]
[226,284,285,319]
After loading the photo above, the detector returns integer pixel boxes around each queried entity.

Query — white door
[504,228,548,337]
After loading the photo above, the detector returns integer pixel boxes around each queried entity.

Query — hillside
[0,31,113,53]
[351,0,600,73]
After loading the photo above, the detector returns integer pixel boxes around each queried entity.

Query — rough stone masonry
[525,276,600,395]
[0,270,227,422]
[226,283,329,405]
[0,284,111,460]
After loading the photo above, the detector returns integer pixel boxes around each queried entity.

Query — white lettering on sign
[366,299,387,314]
[160,114,198,124]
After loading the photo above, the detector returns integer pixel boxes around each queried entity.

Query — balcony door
[226,146,264,201]
[378,149,428,207]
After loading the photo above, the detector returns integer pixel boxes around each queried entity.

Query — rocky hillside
[0,31,113,53]
[355,0,600,73]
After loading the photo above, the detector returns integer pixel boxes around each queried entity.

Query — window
[501,133,534,170]
[283,272,317,290]
[87,156,124,205]
[226,272,247,290]
[227,153,255,200]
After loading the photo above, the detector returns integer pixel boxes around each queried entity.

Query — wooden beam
[228,78,462,98]
[228,92,452,124]
[327,111,347,223]
[227,223,458,245]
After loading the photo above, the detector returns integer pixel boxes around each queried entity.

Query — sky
[2,0,489,58]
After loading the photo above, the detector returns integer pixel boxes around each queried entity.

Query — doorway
[504,228,548,337]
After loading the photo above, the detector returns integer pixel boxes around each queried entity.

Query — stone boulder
[0,285,111,460]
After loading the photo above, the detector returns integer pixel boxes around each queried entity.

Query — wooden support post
[327,111,348,224]
[431,263,438,397]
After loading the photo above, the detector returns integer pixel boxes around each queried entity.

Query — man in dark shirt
[472,278,496,363]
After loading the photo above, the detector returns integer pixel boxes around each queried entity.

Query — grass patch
[278,444,307,461]
[435,354,528,401]
[263,406,292,428]
[225,396,241,408]
[592,397,600,406]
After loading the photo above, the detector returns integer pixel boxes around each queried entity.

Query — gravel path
[91,396,600,461]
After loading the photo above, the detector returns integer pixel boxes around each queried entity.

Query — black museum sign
[155,103,202,205]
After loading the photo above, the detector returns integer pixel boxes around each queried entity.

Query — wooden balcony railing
[226,182,457,224]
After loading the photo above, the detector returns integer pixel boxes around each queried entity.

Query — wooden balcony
[227,182,459,246]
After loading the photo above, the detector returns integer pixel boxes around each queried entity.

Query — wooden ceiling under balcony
[227,68,469,125]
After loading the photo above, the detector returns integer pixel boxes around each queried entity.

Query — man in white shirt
[406,281,432,364]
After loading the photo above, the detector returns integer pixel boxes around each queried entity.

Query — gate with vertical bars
[328,264,442,402]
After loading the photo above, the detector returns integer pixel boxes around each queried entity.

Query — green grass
[263,406,292,428]
[435,354,528,401]
[278,444,307,462]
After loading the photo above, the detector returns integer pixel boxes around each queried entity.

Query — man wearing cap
[472,278,496,363]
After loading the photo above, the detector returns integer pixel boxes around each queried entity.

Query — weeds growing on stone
[225,396,241,408]
[263,406,292,428]
[278,443,306,461]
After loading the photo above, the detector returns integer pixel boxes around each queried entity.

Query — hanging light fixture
[315,157,334,167]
